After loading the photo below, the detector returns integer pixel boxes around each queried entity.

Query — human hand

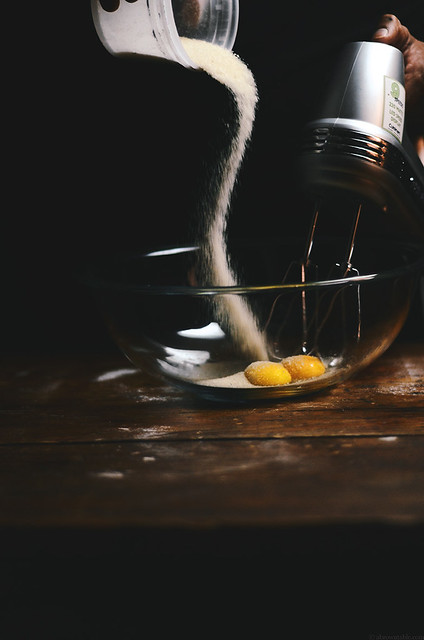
[372,14,424,160]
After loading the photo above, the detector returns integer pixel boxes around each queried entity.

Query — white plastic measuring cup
[91,0,239,68]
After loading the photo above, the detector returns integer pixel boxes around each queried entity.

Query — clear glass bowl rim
[84,243,424,296]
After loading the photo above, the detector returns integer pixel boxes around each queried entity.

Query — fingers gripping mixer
[300,41,424,238]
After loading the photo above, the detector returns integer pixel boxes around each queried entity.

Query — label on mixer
[382,76,405,142]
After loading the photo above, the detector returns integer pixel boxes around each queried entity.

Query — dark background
[3,1,423,354]
[1,6,423,638]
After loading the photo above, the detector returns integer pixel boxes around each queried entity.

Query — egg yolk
[281,355,325,381]
[244,361,292,386]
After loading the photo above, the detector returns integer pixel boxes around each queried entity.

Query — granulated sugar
[181,38,268,361]
[200,370,255,388]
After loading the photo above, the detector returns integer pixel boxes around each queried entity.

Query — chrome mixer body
[300,41,424,237]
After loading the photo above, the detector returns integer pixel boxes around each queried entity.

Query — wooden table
[1,340,423,638]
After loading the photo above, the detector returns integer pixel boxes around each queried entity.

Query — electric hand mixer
[277,40,424,356]
[300,41,424,229]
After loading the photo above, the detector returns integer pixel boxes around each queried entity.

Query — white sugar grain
[181,38,268,361]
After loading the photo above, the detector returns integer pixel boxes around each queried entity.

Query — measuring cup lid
[91,0,239,68]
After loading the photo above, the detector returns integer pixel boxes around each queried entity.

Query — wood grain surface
[1,341,423,638]
[1,341,423,530]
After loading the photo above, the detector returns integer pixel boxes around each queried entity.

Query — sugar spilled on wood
[181,38,268,362]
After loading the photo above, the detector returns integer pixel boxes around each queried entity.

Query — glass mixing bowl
[85,239,424,401]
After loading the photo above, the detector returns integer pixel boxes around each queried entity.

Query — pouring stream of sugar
[181,38,268,360]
